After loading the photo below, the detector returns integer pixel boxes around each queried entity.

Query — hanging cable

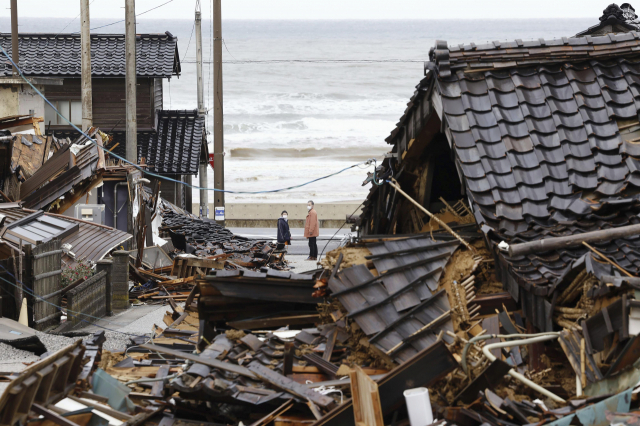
[0,45,375,195]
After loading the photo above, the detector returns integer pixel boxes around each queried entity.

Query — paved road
[229,227,352,256]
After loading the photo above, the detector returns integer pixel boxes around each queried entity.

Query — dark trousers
[308,237,318,258]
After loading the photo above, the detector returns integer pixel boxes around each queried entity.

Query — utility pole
[80,0,93,132]
[125,0,137,246]
[125,0,137,163]
[195,1,208,218]
[10,0,18,75]
[213,0,225,225]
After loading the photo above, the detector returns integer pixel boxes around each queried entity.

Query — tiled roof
[51,110,206,175]
[140,110,205,175]
[0,33,180,78]
[376,34,640,321]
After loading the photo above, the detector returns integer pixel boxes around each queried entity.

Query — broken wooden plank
[247,361,335,409]
[349,365,383,426]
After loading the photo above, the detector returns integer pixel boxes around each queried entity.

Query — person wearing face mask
[304,200,319,260]
[277,210,291,245]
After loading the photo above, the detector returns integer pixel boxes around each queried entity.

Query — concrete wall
[0,86,18,118]
[192,202,363,228]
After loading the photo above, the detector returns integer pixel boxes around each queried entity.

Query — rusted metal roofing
[328,237,457,363]
[0,205,131,267]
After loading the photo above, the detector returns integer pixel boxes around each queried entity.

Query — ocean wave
[228,146,386,159]
[224,117,394,138]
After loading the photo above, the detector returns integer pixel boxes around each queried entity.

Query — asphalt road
[228,227,352,256]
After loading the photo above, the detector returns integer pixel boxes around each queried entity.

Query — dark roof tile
[471,126,502,142]
[579,107,610,123]
[513,167,544,185]
[437,79,462,97]
[597,75,631,92]
[518,183,547,201]
[520,103,552,119]
[0,33,179,78]
[602,87,634,104]
[584,121,620,137]
[575,93,606,109]
[493,187,521,204]
[442,96,465,115]
[535,146,565,164]
[597,164,629,181]
[530,132,562,148]
[589,134,623,150]
[606,102,637,118]
[461,93,492,111]
[545,178,573,196]
[542,163,570,180]
[496,203,523,220]
[565,67,598,82]
[477,141,507,158]
[459,79,489,95]
[466,176,491,192]
[568,170,598,189]
[522,200,550,218]
[508,151,540,169]
[499,121,530,138]
[503,135,534,152]
[547,98,579,114]
[542,84,574,100]
[570,80,603,96]
[467,110,499,128]
[558,127,589,143]
[459,161,485,178]
[456,146,481,163]
[566,156,596,172]
[511,74,542,89]
[445,114,470,131]
[595,151,623,165]
[516,87,546,104]
[539,71,570,86]
[487,173,517,189]
[562,141,592,158]
[620,139,640,156]
[592,63,625,78]
[485,75,516,92]
[470,190,495,205]
[596,180,627,195]
[553,112,585,128]
[450,130,476,148]
[492,105,525,123]
[481,156,512,174]
[525,117,558,134]
[489,90,519,108]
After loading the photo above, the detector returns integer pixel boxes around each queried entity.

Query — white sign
[215,207,225,221]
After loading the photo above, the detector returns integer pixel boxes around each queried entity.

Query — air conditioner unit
[74,204,105,225]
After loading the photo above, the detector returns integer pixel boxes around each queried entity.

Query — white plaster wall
[17,84,45,133]
[0,85,19,118]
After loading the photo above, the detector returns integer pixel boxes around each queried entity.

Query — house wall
[45,78,156,131]
[0,84,46,133]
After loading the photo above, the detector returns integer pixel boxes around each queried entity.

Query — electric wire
[55,0,100,37]
[0,45,374,195]
[182,59,425,64]
[87,0,176,32]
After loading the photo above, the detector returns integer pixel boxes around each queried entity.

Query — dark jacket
[277,217,291,244]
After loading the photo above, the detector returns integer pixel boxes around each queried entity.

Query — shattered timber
[9,3,640,426]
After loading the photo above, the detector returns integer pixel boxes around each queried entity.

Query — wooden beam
[508,224,640,257]
[31,404,81,426]
[0,117,43,130]
[349,366,384,426]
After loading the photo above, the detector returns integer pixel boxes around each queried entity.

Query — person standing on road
[277,210,291,245]
[304,200,319,260]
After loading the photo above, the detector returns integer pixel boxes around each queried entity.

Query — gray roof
[0,32,180,78]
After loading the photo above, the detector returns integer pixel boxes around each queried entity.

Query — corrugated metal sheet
[0,206,131,267]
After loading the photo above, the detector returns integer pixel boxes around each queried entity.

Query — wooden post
[195,1,208,218]
[349,365,384,426]
[125,0,137,241]
[80,0,93,132]
[10,0,18,75]
[213,0,225,225]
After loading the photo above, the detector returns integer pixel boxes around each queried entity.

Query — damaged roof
[0,204,131,267]
[376,29,640,311]
[0,32,180,78]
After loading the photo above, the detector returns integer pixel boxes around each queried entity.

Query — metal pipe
[482,334,564,403]
[461,332,560,375]
[114,182,128,230]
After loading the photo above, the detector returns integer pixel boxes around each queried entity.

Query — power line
[85,0,176,32]
[181,59,425,64]
[0,45,375,195]
[55,0,100,36]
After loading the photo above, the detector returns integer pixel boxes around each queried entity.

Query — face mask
[307,205,312,210]
[283,215,288,221]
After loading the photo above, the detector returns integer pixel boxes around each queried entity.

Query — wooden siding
[45,77,154,130]
[153,78,163,121]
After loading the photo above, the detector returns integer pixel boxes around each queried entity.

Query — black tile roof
[50,110,206,175]
[0,32,180,78]
[141,109,206,175]
[371,32,640,321]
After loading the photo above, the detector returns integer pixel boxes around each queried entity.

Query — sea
[6,17,596,204]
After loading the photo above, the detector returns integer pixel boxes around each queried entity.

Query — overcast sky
[0,0,616,20]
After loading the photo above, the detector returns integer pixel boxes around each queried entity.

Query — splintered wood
[349,365,383,426]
